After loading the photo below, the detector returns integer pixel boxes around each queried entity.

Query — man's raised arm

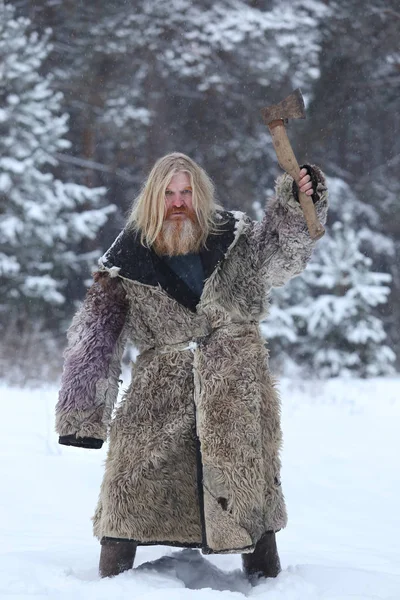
[252,165,328,289]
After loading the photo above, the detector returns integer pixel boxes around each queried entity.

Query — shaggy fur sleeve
[55,272,129,442]
[253,165,328,288]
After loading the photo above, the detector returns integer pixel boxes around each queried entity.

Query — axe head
[261,88,306,126]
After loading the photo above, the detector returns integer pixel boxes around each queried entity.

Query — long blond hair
[126,153,221,248]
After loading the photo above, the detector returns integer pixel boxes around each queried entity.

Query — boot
[99,537,137,578]
[242,531,281,581]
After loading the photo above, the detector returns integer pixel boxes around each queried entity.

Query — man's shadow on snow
[136,548,251,594]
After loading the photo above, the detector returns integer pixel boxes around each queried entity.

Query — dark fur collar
[98,210,241,312]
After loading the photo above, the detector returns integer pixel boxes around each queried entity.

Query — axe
[261,88,325,240]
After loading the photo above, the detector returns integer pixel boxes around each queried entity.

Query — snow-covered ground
[1,377,399,600]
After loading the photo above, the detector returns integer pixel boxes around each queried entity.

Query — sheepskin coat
[56,169,328,555]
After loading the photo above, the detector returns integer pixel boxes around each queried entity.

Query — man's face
[154,170,202,256]
[164,172,194,222]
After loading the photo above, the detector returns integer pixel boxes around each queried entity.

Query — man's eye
[182,189,192,194]
[165,190,173,196]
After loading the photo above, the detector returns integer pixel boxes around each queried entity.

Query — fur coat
[55,168,328,554]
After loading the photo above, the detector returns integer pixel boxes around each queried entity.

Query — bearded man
[55,152,328,581]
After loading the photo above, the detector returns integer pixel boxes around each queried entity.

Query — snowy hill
[1,377,399,599]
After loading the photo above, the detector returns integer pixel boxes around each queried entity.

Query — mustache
[165,206,197,222]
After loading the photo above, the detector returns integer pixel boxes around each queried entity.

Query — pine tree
[0,5,112,375]
[263,196,396,378]
[299,218,394,377]
[261,275,307,376]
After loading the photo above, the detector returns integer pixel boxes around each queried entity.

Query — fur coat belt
[138,318,256,355]
[55,169,328,554]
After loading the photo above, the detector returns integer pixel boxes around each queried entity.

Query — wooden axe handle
[269,120,325,241]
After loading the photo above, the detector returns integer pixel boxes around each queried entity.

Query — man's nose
[172,195,185,207]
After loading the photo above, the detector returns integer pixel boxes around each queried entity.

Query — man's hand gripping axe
[261,88,325,241]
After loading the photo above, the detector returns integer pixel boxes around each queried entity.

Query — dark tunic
[163,253,205,297]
